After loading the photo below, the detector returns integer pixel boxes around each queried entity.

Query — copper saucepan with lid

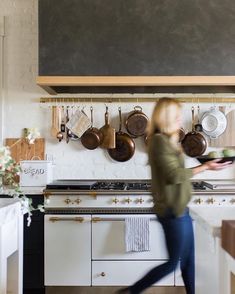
[125,106,149,137]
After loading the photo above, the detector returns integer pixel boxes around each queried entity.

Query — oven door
[92,214,168,260]
[45,214,91,286]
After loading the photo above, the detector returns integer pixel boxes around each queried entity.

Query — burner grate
[192,182,206,190]
[45,208,155,214]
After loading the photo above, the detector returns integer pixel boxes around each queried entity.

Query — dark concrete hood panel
[38,0,235,94]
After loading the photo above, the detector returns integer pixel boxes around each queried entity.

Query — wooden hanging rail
[40,96,235,103]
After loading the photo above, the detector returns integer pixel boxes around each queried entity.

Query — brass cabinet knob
[194,198,203,204]
[101,272,106,277]
[64,198,71,204]
[207,197,215,204]
[112,198,119,204]
[137,198,144,204]
[75,198,81,204]
[125,198,132,204]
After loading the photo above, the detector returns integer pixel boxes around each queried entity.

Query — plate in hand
[196,156,235,164]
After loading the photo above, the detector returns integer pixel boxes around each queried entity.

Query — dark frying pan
[81,106,102,150]
[181,106,207,157]
[108,107,135,162]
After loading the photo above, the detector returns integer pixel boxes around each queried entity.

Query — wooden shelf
[37,76,235,95]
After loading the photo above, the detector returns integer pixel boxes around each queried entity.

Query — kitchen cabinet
[0,200,23,294]
[92,261,174,286]
[190,206,235,294]
[44,214,91,286]
[91,214,176,286]
[23,195,45,294]
[44,213,181,287]
[92,214,168,260]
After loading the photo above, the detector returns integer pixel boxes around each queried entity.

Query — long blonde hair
[147,97,182,147]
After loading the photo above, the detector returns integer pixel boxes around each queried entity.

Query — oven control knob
[137,198,144,204]
[194,198,203,204]
[64,198,71,204]
[207,197,215,204]
[75,198,81,204]
[125,198,132,204]
[112,198,119,204]
[230,198,235,204]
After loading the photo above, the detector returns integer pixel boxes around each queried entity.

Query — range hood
[36,76,235,95]
[38,0,235,94]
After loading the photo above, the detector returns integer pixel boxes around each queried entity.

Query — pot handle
[104,106,109,125]
[191,106,195,131]
[118,107,122,132]
[90,106,93,128]
[134,106,142,112]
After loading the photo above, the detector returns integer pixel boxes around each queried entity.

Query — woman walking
[118,97,231,294]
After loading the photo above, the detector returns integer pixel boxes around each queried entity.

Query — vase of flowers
[0,146,44,226]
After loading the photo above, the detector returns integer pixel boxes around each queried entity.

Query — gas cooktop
[46,180,207,191]
[46,180,151,191]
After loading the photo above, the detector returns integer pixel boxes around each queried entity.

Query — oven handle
[49,216,86,223]
[92,217,157,222]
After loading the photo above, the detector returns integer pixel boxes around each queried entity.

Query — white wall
[0,0,235,180]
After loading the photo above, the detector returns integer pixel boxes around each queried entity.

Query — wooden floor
[46,286,186,294]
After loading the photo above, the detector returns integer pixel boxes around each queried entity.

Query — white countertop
[0,199,21,225]
[190,206,235,238]
[20,186,44,194]
[0,186,44,196]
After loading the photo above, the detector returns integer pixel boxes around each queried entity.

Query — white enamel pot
[200,107,227,139]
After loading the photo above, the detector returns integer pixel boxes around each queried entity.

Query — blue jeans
[129,209,195,294]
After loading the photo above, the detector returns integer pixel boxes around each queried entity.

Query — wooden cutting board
[209,109,235,147]
[5,138,45,163]
[222,220,235,259]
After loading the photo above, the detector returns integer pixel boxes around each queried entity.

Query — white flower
[25,128,40,144]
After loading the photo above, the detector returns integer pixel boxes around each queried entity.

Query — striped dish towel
[125,217,150,252]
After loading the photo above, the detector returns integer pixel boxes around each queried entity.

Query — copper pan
[81,107,102,150]
[108,107,135,162]
[181,107,207,157]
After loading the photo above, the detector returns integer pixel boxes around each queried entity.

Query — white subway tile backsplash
[0,0,235,180]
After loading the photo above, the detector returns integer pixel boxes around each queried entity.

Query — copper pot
[81,107,103,150]
[125,106,149,137]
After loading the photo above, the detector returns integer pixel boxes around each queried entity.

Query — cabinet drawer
[92,261,174,286]
[92,214,168,260]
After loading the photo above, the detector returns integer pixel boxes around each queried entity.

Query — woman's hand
[204,159,232,170]
[192,159,232,175]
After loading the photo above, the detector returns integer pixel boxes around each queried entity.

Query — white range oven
[43,180,235,289]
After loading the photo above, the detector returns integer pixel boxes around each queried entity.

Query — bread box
[20,160,53,187]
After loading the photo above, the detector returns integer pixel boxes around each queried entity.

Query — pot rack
[40,94,235,104]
